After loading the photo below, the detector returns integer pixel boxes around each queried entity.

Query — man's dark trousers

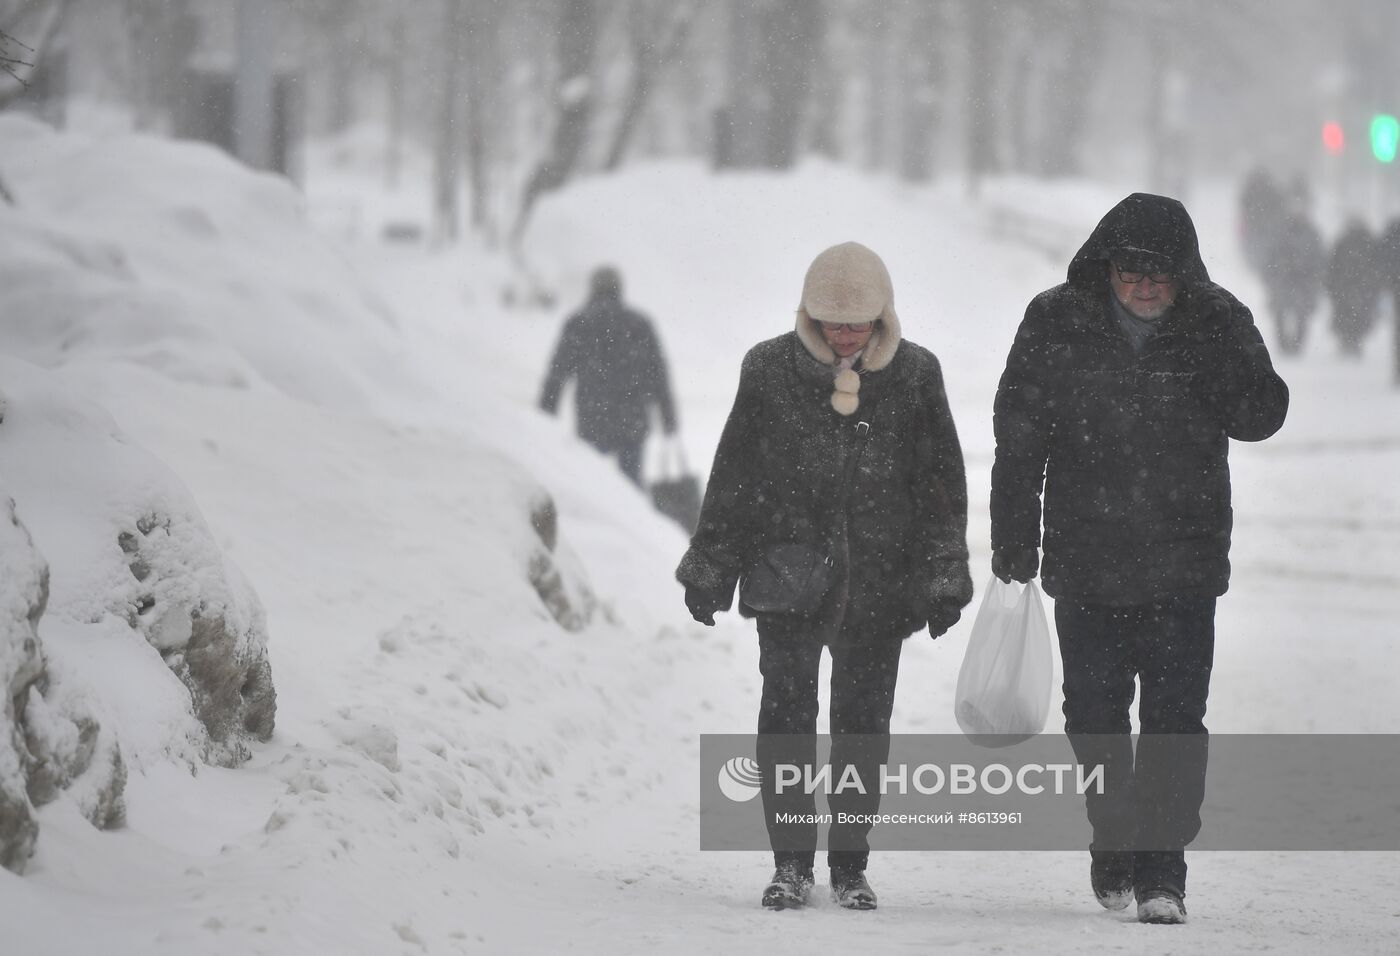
[1056,596,1215,895]
[755,618,902,874]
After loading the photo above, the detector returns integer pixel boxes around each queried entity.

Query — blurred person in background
[539,265,677,483]
[1260,185,1324,355]
[1376,217,1400,385]
[1325,219,1384,358]
[991,193,1289,925]
[676,242,972,911]
[1237,166,1285,278]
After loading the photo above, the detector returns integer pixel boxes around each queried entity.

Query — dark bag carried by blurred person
[650,438,702,533]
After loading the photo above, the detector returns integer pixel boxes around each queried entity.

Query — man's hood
[1067,193,1210,290]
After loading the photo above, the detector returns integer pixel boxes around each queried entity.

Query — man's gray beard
[1128,303,1171,321]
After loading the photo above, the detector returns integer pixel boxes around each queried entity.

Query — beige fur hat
[795,242,903,415]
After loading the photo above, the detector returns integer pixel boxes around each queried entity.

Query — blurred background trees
[2,0,1398,245]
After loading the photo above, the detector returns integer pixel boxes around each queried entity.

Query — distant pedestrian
[1377,217,1400,384]
[539,266,677,483]
[1261,209,1324,355]
[1237,166,1285,277]
[1325,221,1383,357]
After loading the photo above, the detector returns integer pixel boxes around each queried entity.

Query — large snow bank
[0,114,423,414]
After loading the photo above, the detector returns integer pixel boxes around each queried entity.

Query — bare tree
[123,0,199,133]
[1,0,73,201]
[512,0,598,244]
[463,0,502,236]
[602,0,694,171]
[433,0,466,244]
[0,0,72,109]
[1036,0,1102,178]
[713,0,824,170]
[1,26,30,87]
[897,0,947,181]
[964,0,1001,195]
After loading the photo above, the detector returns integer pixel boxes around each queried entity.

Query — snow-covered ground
[1,114,1397,954]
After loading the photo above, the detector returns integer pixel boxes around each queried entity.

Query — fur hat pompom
[831,389,860,416]
[834,367,861,396]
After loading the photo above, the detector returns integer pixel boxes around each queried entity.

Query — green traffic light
[1371,114,1399,163]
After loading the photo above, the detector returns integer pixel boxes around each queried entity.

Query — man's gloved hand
[926,601,963,640]
[991,547,1039,585]
[1187,286,1254,400]
[684,585,727,626]
[1192,286,1234,327]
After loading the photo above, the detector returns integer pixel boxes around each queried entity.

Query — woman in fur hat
[676,241,973,910]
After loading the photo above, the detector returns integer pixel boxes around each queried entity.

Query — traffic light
[1370,114,1399,163]
[1322,121,1345,155]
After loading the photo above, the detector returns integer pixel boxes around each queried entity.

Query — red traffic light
[1322,121,1345,155]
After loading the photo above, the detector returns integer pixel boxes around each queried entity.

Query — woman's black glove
[927,601,963,639]
[684,585,728,626]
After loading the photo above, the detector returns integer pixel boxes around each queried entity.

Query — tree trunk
[716,0,819,170]
[1038,0,1101,178]
[464,0,499,237]
[1005,38,1032,175]
[603,4,693,172]
[865,2,889,172]
[385,13,404,188]
[125,0,196,133]
[433,0,465,245]
[0,0,71,110]
[512,0,597,244]
[762,0,820,169]
[964,0,1000,196]
[898,0,944,182]
[714,0,762,168]
[233,0,279,171]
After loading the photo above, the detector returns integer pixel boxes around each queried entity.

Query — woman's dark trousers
[755,616,902,874]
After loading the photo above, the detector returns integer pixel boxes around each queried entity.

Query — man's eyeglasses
[1113,264,1174,285]
[822,321,875,333]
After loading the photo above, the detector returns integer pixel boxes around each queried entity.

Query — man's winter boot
[1089,850,1134,911]
[1136,887,1187,925]
[760,862,814,909]
[830,867,878,910]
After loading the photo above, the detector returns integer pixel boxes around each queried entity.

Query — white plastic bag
[954,576,1053,746]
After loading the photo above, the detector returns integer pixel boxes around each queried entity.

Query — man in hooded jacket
[539,266,677,483]
[991,193,1289,924]
[677,242,973,911]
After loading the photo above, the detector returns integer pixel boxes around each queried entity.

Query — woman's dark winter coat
[992,193,1290,606]
[676,332,973,643]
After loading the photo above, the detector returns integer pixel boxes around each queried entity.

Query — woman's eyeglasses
[822,321,875,333]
